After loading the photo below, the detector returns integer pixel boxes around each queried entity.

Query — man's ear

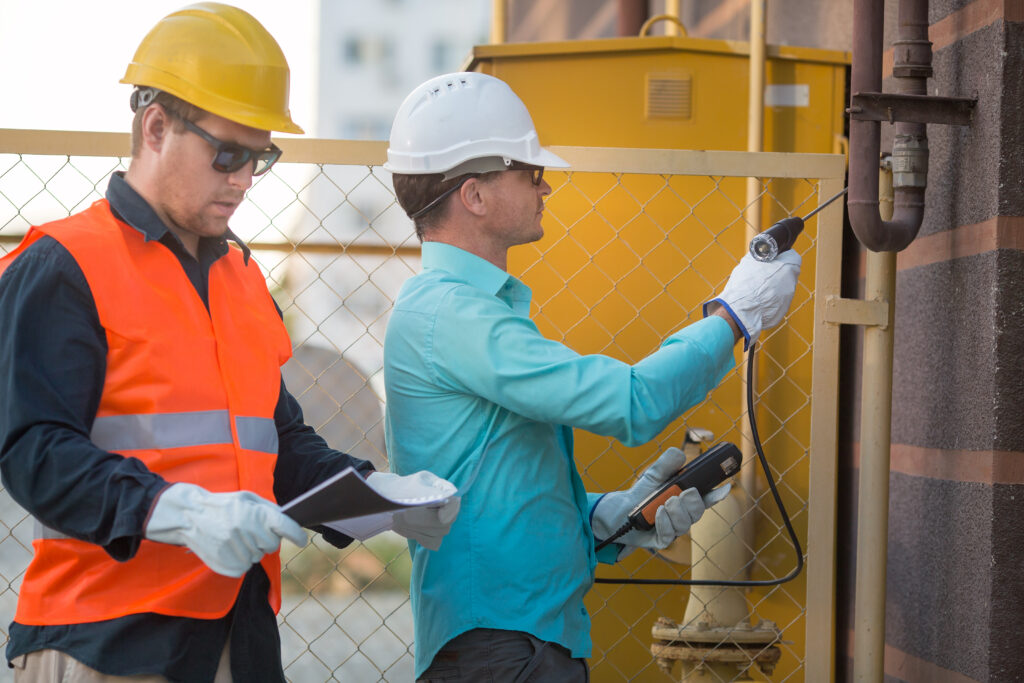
[139,104,172,154]
[458,177,489,217]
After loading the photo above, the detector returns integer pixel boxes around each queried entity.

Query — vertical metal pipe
[680,494,751,682]
[490,0,506,44]
[665,0,682,35]
[617,0,649,36]
[851,0,931,674]
[848,0,929,252]
[853,247,897,682]
[890,0,930,200]
[745,0,766,223]
[740,0,767,520]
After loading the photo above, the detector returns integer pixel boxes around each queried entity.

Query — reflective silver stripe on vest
[91,411,234,451]
[235,416,278,454]
[90,411,277,454]
[34,518,70,540]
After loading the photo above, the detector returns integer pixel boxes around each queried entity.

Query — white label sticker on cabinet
[765,84,810,107]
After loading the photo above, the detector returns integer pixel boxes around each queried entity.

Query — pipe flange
[650,642,783,676]
[651,617,784,676]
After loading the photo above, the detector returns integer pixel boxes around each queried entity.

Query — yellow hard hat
[121,2,303,134]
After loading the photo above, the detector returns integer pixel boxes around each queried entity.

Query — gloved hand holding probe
[145,483,308,578]
[590,447,731,558]
[704,250,801,350]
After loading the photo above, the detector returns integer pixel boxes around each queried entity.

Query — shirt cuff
[595,542,625,564]
[587,491,625,564]
[702,298,751,350]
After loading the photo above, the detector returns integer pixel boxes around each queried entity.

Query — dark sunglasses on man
[179,117,283,176]
[508,160,545,186]
[410,160,547,220]
[129,87,283,176]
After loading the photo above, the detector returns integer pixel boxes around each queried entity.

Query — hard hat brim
[533,148,570,169]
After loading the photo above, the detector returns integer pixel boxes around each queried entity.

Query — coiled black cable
[594,343,804,586]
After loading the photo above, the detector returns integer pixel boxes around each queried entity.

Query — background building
[317,0,491,140]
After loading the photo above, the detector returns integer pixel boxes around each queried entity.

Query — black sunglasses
[180,117,282,176]
[508,161,545,186]
[409,161,546,220]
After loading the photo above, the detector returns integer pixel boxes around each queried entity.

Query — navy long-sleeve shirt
[0,172,373,682]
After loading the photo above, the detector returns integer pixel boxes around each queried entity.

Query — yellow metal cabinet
[466,36,849,154]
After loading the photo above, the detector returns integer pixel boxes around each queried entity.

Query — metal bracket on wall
[847,92,977,126]
[822,295,890,329]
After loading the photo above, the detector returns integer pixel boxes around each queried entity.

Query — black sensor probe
[749,186,848,262]
[593,443,742,552]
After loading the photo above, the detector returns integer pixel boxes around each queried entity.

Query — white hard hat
[384,72,570,176]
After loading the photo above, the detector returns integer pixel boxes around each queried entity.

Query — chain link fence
[0,136,845,682]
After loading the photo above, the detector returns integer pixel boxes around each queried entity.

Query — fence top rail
[549,146,846,179]
[0,129,845,180]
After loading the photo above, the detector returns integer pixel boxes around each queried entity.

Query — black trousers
[417,628,589,683]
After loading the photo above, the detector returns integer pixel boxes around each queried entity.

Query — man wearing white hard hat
[382,72,801,680]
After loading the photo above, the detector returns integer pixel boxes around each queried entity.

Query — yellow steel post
[490,0,506,44]
[665,0,681,36]
[745,0,767,236]
[852,248,896,682]
[805,174,849,682]
[852,164,897,683]
[740,0,767,530]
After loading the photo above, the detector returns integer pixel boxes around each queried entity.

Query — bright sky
[0,1,320,135]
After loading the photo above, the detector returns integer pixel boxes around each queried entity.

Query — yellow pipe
[852,164,897,682]
[490,0,506,44]
[665,0,682,36]
[740,0,766,542]
[745,0,766,244]
[680,493,751,681]
[745,0,767,219]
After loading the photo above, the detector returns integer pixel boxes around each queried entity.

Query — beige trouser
[11,643,231,683]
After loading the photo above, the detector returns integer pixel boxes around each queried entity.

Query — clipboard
[281,467,455,541]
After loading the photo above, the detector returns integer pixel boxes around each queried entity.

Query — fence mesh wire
[0,145,830,682]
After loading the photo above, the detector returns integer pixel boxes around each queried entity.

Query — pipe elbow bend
[848,199,924,253]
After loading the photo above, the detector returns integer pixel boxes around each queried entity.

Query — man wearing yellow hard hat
[0,4,458,681]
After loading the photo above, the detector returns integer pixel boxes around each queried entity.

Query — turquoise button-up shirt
[384,242,736,677]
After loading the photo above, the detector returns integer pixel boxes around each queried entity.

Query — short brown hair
[392,172,471,241]
[130,91,205,157]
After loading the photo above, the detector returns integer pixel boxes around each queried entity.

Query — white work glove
[591,447,732,556]
[145,483,307,578]
[704,250,802,349]
[365,471,461,551]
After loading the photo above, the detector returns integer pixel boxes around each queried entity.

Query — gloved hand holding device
[365,471,461,551]
[145,483,308,578]
[591,447,731,557]
[704,250,801,350]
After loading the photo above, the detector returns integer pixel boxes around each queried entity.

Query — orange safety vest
[1,200,293,625]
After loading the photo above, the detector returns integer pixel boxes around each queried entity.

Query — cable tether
[594,342,804,586]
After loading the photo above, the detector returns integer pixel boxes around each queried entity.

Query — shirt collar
[420,242,532,312]
[105,171,252,264]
